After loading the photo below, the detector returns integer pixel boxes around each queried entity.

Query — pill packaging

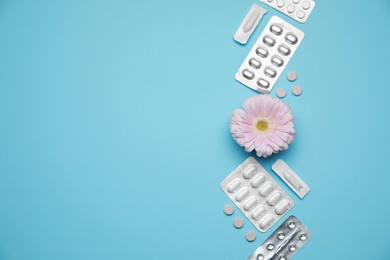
[235,16,304,94]
[272,159,310,199]
[260,0,316,24]
[234,4,267,45]
[248,215,312,260]
[220,157,294,232]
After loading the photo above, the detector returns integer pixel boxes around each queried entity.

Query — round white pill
[246,231,256,242]
[302,1,311,10]
[287,71,297,81]
[224,204,234,216]
[233,218,244,229]
[276,0,285,7]
[286,5,295,13]
[297,10,305,19]
[276,88,286,98]
[292,85,303,96]
[292,0,300,3]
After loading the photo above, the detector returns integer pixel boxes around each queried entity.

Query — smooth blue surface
[1,0,390,259]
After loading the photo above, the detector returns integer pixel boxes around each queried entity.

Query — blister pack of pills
[248,215,312,260]
[220,157,294,232]
[272,159,310,199]
[260,0,316,24]
[235,16,304,93]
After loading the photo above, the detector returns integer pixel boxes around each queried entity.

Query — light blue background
[1,0,390,259]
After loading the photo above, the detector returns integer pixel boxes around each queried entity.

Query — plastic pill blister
[260,0,316,24]
[234,4,267,45]
[248,215,312,260]
[235,16,304,93]
[272,159,310,199]
[220,157,295,232]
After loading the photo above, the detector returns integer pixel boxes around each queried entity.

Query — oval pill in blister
[278,44,291,56]
[267,191,282,206]
[263,35,276,47]
[227,179,241,193]
[243,196,258,211]
[286,4,295,13]
[279,255,286,260]
[259,182,274,197]
[270,24,283,36]
[251,206,266,220]
[296,10,305,19]
[257,254,264,260]
[257,78,270,89]
[275,200,291,215]
[251,174,266,188]
[242,69,255,80]
[256,46,269,58]
[235,188,250,202]
[285,33,298,45]
[259,214,274,230]
[243,164,257,179]
[276,0,285,7]
[302,1,311,10]
[264,67,277,78]
[271,55,284,67]
[249,58,262,69]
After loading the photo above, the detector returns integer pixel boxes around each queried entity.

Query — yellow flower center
[256,120,268,131]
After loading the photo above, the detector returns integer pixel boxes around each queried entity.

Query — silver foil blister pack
[260,0,316,24]
[235,16,304,93]
[220,157,294,232]
[248,215,312,260]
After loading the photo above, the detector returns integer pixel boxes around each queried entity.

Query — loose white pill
[224,204,234,216]
[246,231,257,242]
[276,88,286,98]
[233,218,244,229]
[292,85,303,96]
[287,71,297,81]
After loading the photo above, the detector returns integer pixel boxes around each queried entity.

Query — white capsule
[251,174,266,188]
[275,200,291,215]
[242,69,255,80]
[243,164,257,179]
[285,33,298,45]
[235,188,250,202]
[251,206,266,220]
[259,215,274,230]
[243,196,258,211]
[267,191,282,206]
[263,35,276,47]
[257,78,270,89]
[259,182,274,197]
[264,67,277,78]
[227,179,241,193]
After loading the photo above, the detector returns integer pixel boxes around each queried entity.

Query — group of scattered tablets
[276,70,303,98]
[223,204,257,242]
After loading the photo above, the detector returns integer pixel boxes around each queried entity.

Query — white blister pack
[260,0,316,24]
[220,157,294,232]
[235,16,304,93]
[248,215,312,260]
[272,159,310,199]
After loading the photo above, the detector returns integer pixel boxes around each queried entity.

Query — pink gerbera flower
[230,94,295,158]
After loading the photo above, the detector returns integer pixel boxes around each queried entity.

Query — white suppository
[220,157,294,232]
[272,159,310,199]
[235,16,304,94]
[234,4,268,45]
[260,0,316,24]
